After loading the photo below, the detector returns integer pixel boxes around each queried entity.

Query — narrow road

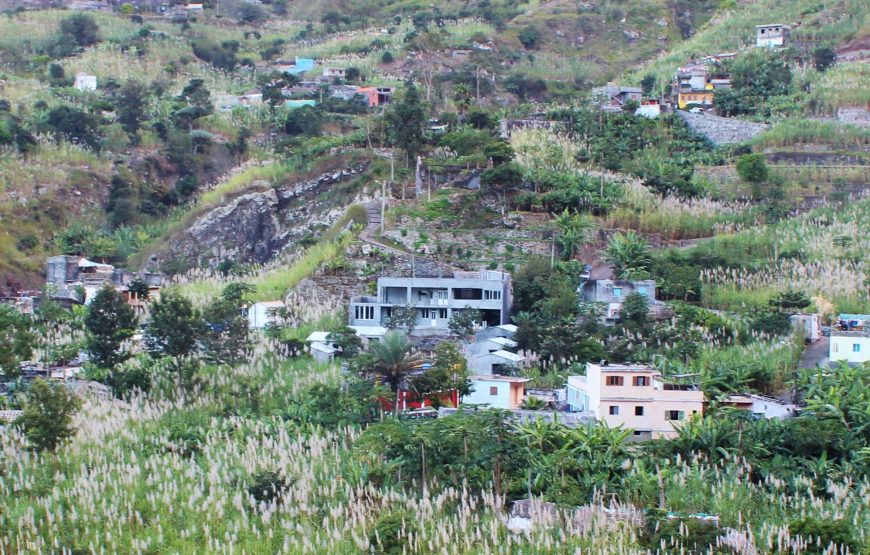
[799,336,829,369]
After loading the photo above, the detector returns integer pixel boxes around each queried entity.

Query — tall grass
[753,119,870,150]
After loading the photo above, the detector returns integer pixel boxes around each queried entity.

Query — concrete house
[463,375,529,409]
[74,73,97,91]
[578,278,656,324]
[467,336,518,356]
[349,271,512,333]
[756,24,791,48]
[566,362,705,439]
[247,301,285,329]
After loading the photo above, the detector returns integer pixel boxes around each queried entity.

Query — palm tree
[369,331,423,415]
[553,209,596,261]
[601,230,652,279]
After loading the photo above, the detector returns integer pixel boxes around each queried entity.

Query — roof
[755,23,790,28]
[487,337,518,347]
[470,374,531,383]
[496,324,518,333]
[310,342,338,354]
[473,349,525,363]
[567,375,587,388]
[306,331,331,343]
[725,393,791,406]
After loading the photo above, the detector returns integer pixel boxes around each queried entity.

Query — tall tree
[84,286,137,369]
[59,13,100,49]
[15,379,81,452]
[0,304,35,378]
[115,80,149,139]
[145,289,204,359]
[385,81,427,164]
[107,174,138,229]
[201,288,251,365]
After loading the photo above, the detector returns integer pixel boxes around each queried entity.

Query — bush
[246,471,289,504]
[369,511,417,554]
[518,25,541,49]
[788,518,861,554]
[736,153,768,184]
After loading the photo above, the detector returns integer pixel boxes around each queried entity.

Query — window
[484,290,502,301]
[632,376,648,386]
[832,343,838,353]
[489,386,498,396]
[605,376,624,386]
[665,410,685,421]
[853,343,861,353]
[354,306,374,320]
[425,309,447,319]
[634,406,644,416]
[612,287,622,298]
[609,405,619,415]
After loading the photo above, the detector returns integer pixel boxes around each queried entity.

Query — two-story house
[756,24,791,48]
[578,278,657,324]
[566,362,705,439]
[349,271,512,333]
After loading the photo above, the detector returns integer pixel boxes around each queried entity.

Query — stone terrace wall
[676,110,769,145]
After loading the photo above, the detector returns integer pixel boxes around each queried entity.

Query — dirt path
[799,336,830,369]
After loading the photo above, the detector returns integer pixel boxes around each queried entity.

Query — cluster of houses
[285,269,810,438]
[594,23,793,117]
[42,255,163,308]
[216,58,396,112]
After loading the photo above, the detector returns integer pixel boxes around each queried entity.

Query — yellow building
[566,363,705,439]
[677,85,715,109]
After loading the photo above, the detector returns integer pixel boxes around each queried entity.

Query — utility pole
[380,180,386,234]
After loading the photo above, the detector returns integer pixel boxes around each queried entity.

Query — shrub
[788,518,861,554]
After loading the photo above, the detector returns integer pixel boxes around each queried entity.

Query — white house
[723,393,797,419]
[830,331,870,364]
[462,375,529,409]
[469,350,525,375]
[74,73,97,91]
[247,301,285,329]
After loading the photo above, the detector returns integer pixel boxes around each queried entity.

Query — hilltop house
[756,24,791,48]
[578,278,658,324]
[74,73,97,91]
[349,271,512,334]
[462,375,529,409]
[830,314,870,365]
[566,362,705,439]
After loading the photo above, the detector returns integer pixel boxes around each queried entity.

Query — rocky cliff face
[148,163,370,272]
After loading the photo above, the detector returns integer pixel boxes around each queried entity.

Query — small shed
[310,342,338,363]
[74,73,97,91]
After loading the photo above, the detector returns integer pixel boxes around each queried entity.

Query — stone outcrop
[676,110,769,145]
[148,164,369,271]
